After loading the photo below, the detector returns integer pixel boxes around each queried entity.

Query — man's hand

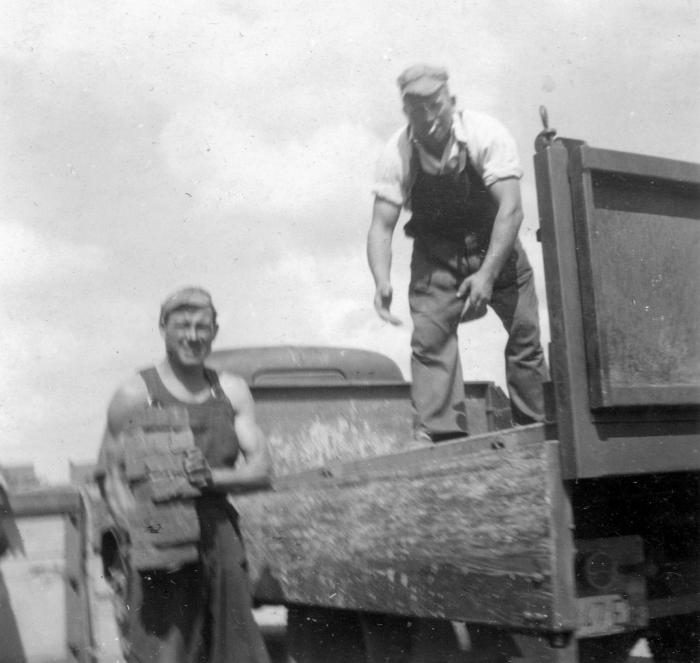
[457,270,493,321]
[374,283,402,325]
[183,448,213,489]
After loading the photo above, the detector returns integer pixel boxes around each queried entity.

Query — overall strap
[138,366,163,407]
[204,368,227,400]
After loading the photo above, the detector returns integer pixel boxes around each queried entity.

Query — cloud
[0,0,696,483]
[0,220,108,286]
[159,107,379,235]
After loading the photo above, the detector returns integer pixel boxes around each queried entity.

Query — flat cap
[397,64,449,98]
[160,286,216,323]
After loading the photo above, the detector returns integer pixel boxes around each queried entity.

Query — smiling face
[160,306,218,368]
[403,86,455,150]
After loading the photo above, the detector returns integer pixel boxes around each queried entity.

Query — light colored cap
[159,286,216,323]
[397,64,449,98]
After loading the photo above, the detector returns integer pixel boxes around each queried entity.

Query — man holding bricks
[96,286,271,663]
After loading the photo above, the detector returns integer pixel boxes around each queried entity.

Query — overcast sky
[1,0,698,482]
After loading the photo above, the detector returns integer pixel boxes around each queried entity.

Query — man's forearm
[367,198,401,287]
[367,223,394,287]
[480,208,522,281]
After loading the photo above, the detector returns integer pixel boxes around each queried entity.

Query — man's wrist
[477,258,500,283]
[206,467,224,491]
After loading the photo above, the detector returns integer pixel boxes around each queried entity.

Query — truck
[210,128,699,663]
[0,364,510,663]
[1,126,698,662]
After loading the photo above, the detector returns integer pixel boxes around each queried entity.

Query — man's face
[160,307,218,368]
[403,86,455,146]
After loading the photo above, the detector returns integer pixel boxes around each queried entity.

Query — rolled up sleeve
[371,128,410,207]
[462,111,523,187]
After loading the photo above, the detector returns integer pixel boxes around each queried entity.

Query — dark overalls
[405,144,548,439]
[122,367,270,663]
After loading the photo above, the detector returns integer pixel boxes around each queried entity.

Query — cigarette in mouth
[427,119,439,136]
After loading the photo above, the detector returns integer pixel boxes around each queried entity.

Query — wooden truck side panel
[236,425,578,633]
[1,486,95,663]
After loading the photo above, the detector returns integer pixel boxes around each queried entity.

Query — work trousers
[409,236,548,439]
[121,500,270,663]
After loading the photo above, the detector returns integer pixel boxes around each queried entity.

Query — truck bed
[234,424,577,634]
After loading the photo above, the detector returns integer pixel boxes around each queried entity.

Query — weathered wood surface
[235,425,575,631]
[250,382,509,476]
[6,484,81,518]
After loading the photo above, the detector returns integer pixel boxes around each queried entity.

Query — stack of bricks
[121,407,202,570]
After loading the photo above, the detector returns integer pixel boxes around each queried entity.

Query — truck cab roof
[206,345,405,386]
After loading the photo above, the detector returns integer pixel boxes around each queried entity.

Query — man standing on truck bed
[96,286,272,663]
[367,64,548,441]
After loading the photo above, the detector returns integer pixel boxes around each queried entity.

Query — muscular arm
[480,178,524,280]
[205,374,272,494]
[458,177,524,313]
[367,197,403,325]
[97,376,149,531]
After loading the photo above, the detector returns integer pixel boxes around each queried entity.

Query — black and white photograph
[1,1,698,661]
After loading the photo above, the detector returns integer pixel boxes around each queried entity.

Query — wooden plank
[579,146,700,183]
[534,141,588,478]
[545,442,577,632]
[64,499,94,662]
[604,385,700,408]
[6,486,82,517]
[274,424,547,489]
[235,433,570,631]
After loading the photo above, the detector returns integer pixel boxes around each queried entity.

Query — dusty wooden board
[235,428,575,631]
[7,485,82,517]
[250,382,507,476]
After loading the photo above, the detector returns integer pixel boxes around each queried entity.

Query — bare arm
[97,377,149,530]
[457,177,524,314]
[198,374,272,494]
[480,178,524,280]
[367,196,403,325]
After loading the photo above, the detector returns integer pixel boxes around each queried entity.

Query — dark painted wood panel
[575,207,699,408]
[534,139,700,478]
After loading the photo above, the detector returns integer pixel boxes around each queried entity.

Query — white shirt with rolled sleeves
[372,109,523,209]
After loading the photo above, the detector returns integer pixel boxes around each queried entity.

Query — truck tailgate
[234,425,577,634]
